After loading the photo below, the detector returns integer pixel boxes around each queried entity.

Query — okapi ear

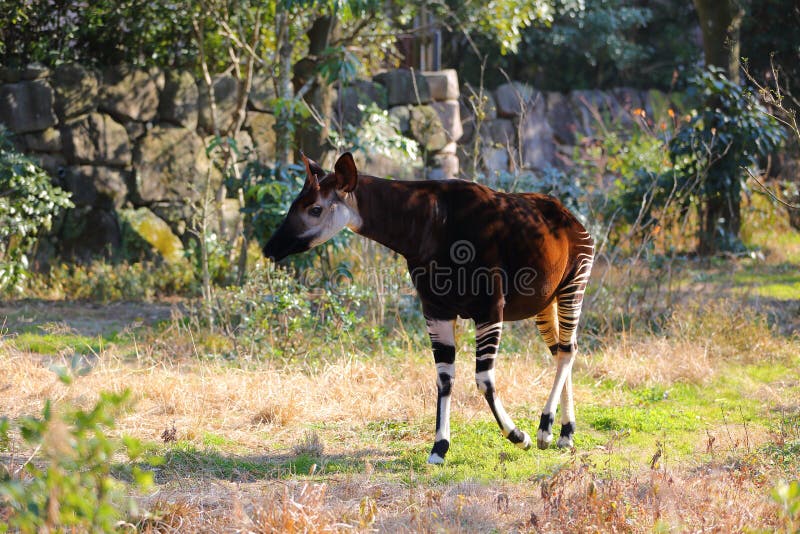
[333,152,358,193]
[300,152,320,194]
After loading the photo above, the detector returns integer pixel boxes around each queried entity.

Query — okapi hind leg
[538,237,594,450]
[475,321,533,450]
[425,318,456,465]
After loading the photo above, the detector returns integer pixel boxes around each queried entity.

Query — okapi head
[263,152,361,261]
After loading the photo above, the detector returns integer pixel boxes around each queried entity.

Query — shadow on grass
[155,445,411,483]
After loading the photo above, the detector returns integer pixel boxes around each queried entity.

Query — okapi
[264,152,594,464]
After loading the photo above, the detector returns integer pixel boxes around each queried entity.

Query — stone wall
[335,69,462,180]
[457,82,677,177]
[0,63,463,259]
[0,62,680,259]
[0,63,279,258]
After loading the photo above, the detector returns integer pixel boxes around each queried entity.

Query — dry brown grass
[248,483,344,533]
[1,296,797,533]
[124,464,786,533]
[585,300,798,388]
[0,337,557,454]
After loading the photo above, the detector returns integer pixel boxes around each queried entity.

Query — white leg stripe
[426,319,455,346]
[492,397,515,436]
[435,395,452,441]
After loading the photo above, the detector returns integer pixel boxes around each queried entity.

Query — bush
[201,262,369,360]
[669,67,785,254]
[0,360,160,533]
[0,130,72,293]
[27,260,197,302]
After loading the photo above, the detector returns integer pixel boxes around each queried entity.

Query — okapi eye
[309,206,323,217]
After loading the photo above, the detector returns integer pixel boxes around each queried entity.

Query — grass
[10,330,118,354]
[1,244,799,531]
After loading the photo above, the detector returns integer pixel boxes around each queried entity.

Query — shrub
[669,67,785,254]
[0,129,73,293]
[0,360,160,533]
[27,260,197,302]
[199,262,369,360]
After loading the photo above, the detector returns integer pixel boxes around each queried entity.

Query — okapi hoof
[557,422,575,448]
[427,453,445,465]
[515,431,533,450]
[537,429,553,449]
[537,413,555,449]
[427,439,449,465]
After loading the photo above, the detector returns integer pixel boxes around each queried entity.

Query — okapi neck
[352,176,440,262]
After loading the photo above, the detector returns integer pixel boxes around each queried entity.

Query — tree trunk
[693,0,745,254]
[698,183,742,255]
[295,15,338,162]
[693,0,744,81]
[274,6,294,166]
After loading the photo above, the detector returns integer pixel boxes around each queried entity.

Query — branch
[744,167,800,210]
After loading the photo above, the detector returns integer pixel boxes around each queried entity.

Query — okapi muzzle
[263,150,595,465]
[262,217,312,262]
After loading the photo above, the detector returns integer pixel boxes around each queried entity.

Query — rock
[440,142,457,155]
[22,63,50,80]
[61,112,131,166]
[59,165,128,209]
[480,119,516,148]
[159,70,199,130]
[611,87,642,126]
[612,87,643,113]
[374,69,430,107]
[360,151,417,180]
[409,105,448,153]
[23,128,62,152]
[248,72,276,112]
[99,66,162,122]
[244,111,276,160]
[481,146,509,176]
[119,207,185,264]
[423,70,459,101]
[388,105,411,134]
[205,130,255,162]
[199,74,241,133]
[31,153,67,176]
[428,153,459,179]
[149,202,192,236]
[518,105,555,170]
[335,80,386,126]
[0,63,50,82]
[123,121,148,141]
[58,207,121,260]
[51,63,100,121]
[0,79,57,133]
[570,90,620,135]
[133,125,212,204]
[545,92,578,145]
[495,82,541,118]
[458,99,475,145]
[235,130,255,160]
[0,66,20,83]
[431,100,463,142]
[220,198,242,242]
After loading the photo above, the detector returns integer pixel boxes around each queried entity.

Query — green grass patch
[10,331,120,354]
[733,266,800,300]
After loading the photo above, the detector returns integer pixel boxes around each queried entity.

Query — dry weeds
[1,297,797,533]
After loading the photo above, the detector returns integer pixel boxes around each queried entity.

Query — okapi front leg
[475,321,532,450]
[426,318,456,465]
